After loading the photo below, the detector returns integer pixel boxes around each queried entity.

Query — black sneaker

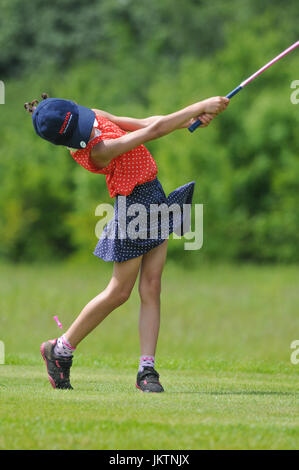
[40,339,73,389]
[136,367,164,393]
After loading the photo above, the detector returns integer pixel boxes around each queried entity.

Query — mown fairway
[0,261,298,449]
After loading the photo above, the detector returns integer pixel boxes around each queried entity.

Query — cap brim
[68,105,95,149]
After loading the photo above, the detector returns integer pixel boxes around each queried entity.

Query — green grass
[0,261,299,449]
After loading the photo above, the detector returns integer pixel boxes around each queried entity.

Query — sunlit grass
[0,262,298,449]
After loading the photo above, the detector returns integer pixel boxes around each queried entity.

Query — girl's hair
[24,93,49,114]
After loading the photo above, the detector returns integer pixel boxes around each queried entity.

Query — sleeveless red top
[69,110,158,198]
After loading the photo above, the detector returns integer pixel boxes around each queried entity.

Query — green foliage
[0,1,298,262]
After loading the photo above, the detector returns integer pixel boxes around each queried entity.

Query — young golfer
[25,93,229,392]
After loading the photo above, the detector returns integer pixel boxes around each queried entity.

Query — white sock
[54,334,75,357]
[139,355,155,372]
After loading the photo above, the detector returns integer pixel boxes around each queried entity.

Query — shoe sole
[135,383,164,393]
[40,342,56,389]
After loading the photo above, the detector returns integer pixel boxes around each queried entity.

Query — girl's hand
[182,113,215,128]
[201,96,229,115]
[198,113,214,127]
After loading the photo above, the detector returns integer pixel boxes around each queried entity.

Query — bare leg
[138,240,168,356]
[65,256,142,347]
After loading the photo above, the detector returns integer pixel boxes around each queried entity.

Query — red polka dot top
[69,110,158,198]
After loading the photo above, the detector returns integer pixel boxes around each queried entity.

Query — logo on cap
[59,112,73,135]
[80,141,87,148]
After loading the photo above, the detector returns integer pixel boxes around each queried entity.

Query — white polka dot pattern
[69,110,158,198]
[94,178,195,262]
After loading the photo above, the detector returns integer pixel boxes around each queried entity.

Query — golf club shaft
[188,40,299,133]
[241,40,299,87]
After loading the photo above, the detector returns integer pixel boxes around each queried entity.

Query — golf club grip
[188,118,203,133]
[188,85,243,133]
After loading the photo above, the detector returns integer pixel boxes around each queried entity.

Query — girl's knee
[116,288,132,306]
[106,284,132,308]
[139,276,161,302]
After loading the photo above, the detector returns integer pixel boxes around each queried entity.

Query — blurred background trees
[0,0,298,263]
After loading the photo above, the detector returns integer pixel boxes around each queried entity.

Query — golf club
[188,40,299,133]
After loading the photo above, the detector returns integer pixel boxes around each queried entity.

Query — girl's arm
[91,96,229,168]
[94,109,163,131]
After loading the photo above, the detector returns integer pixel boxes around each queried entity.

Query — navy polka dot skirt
[94,178,195,262]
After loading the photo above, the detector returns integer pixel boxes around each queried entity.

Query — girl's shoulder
[93,110,109,126]
[92,110,126,138]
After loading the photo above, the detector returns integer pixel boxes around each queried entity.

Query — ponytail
[24,92,49,114]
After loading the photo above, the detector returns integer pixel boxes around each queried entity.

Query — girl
[25,93,229,392]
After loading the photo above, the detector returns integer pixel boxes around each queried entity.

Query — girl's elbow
[90,144,113,168]
[148,120,165,140]
[91,154,110,169]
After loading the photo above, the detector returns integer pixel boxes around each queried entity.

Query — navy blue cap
[32,98,95,149]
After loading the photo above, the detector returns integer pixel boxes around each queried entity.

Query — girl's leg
[65,256,143,347]
[138,240,168,357]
